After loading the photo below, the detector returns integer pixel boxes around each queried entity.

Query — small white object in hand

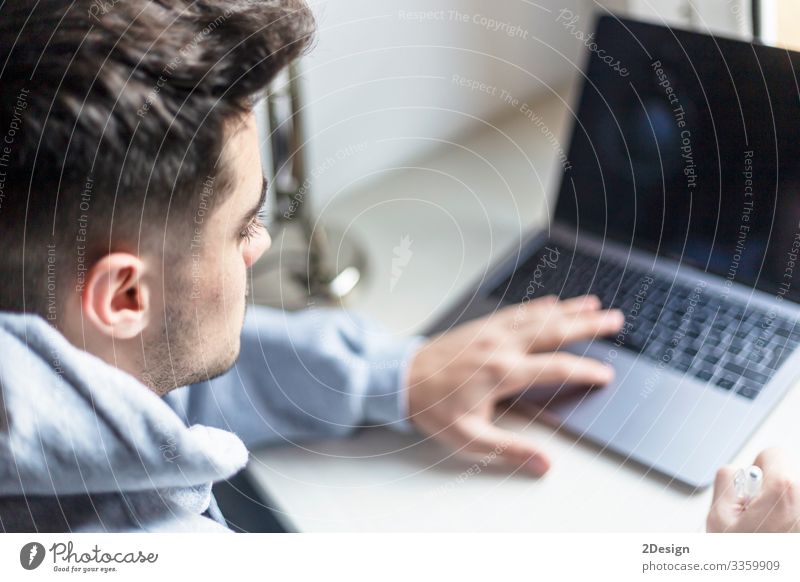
[733,465,763,504]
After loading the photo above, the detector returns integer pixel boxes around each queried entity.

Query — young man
[0,0,796,532]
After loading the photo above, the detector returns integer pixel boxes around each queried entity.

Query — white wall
[288,0,754,207]
[297,0,589,207]
[625,0,752,37]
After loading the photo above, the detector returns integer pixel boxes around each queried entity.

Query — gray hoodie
[0,307,419,532]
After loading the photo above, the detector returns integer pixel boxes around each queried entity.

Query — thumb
[455,416,551,477]
[493,352,615,400]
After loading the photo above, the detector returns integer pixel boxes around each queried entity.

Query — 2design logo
[20,542,46,570]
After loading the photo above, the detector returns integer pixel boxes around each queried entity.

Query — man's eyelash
[240,207,271,242]
[240,219,261,242]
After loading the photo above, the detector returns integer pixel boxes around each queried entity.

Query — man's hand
[707,448,800,532]
[406,294,624,477]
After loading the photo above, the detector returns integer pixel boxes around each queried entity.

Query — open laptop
[429,15,800,489]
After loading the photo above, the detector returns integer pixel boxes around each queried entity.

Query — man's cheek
[220,260,247,305]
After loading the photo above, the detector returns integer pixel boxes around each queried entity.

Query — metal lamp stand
[250,63,366,310]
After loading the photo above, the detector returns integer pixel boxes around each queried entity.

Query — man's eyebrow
[241,176,269,225]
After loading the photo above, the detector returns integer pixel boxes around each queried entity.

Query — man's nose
[244,230,271,268]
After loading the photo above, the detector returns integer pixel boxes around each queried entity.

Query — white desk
[247,89,800,532]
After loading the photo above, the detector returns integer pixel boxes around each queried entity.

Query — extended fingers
[450,417,551,477]
[559,294,603,314]
[520,308,625,352]
[500,294,601,323]
[493,352,614,399]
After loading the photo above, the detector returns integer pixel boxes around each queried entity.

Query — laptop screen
[554,15,800,303]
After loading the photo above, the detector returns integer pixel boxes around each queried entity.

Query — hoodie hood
[0,313,248,497]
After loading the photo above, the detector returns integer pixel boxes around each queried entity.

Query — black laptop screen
[554,16,800,303]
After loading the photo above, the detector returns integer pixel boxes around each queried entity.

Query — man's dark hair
[0,0,314,316]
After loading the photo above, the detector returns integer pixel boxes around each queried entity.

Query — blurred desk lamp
[251,63,365,309]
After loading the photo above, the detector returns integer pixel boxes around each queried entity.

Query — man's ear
[81,253,150,340]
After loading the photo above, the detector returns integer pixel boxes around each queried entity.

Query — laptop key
[695,368,714,382]
[742,368,770,385]
[716,376,737,391]
[737,386,760,400]
[722,361,748,376]
[672,360,691,373]
[490,242,791,403]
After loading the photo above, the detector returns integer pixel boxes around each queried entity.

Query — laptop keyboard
[490,244,800,400]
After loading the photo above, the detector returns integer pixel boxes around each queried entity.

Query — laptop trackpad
[512,339,755,488]
[514,340,624,407]
[513,339,668,434]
